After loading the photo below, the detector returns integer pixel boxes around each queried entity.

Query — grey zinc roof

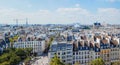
[49,42,72,52]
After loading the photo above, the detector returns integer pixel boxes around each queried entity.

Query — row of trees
[50,55,104,65]
[111,61,120,65]
[90,58,104,65]
[0,48,32,65]
[89,58,120,65]
[50,53,120,65]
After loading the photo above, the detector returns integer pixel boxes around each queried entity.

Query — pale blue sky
[0,0,120,24]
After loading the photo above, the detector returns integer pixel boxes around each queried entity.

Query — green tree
[65,63,71,65]
[90,58,105,65]
[44,37,54,53]
[15,48,27,60]
[0,53,10,63]
[0,61,10,65]
[24,57,31,65]
[9,35,19,47]
[0,48,32,65]
[48,37,54,47]
[9,54,21,65]
[9,35,19,43]
[50,54,65,65]
[24,48,32,57]
[74,62,80,65]
[111,61,120,65]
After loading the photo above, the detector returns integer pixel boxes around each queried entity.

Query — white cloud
[56,8,90,15]
[75,4,80,7]
[95,8,120,24]
[55,7,92,24]
[105,0,120,2]
[0,7,120,24]
[106,0,116,2]
[27,4,32,8]
[96,0,120,3]
[98,8,120,14]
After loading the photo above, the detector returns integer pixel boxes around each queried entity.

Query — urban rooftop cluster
[0,23,120,65]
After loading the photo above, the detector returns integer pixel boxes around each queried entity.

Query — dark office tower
[93,22,101,29]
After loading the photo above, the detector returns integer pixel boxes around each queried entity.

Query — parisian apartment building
[48,31,120,65]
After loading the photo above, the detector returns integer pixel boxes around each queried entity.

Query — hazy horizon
[0,0,120,24]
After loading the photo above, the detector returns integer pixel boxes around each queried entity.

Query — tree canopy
[50,54,65,65]
[74,62,80,65]
[90,58,105,65]
[9,35,19,43]
[111,61,120,65]
[0,48,32,65]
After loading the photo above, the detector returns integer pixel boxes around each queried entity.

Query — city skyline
[0,0,120,24]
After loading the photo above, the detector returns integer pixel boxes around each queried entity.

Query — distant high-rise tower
[16,19,18,26]
[26,18,28,26]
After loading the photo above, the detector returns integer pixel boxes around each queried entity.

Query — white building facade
[13,41,45,55]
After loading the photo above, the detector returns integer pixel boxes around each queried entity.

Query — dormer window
[81,47,82,50]
[97,48,99,51]
[101,46,103,49]
[112,45,114,47]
